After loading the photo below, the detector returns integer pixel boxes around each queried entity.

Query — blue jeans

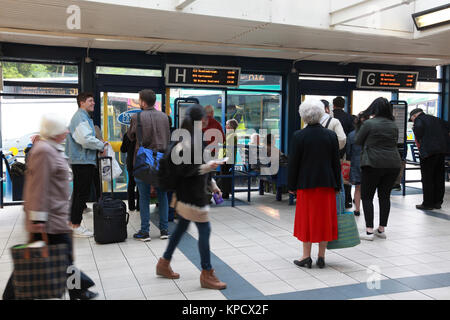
[163,216,212,270]
[135,178,168,233]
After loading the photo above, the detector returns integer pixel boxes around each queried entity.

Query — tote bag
[11,234,69,299]
[327,192,361,250]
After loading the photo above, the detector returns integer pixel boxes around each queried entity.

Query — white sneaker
[360,232,374,241]
[374,228,387,239]
[73,226,94,238]
[83,207,93,214]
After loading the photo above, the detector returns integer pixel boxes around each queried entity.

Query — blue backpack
[133,112,164,186]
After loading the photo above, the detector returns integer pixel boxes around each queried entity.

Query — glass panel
[169,88,225,127]
[399,92,440,141]
[351,91,392,116]
[399,81,441,92]
[96,66,162,77]
[1,96,78,202]
[227,91,281,148]
[100,92,162,193]
[238,74,282,90]
[2,86,78,96]
[1,62,78,82]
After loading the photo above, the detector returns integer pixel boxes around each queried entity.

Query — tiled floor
[1,183,450,300]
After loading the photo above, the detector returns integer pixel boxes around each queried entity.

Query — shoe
[133,231,151,242]
[73,226,94,238]
[317,257,325,269]
[345,202,353,209]
[392,184,401,191]
[354,211,360,216]
[434,204,442,209]
[360,232,374,241]
[293,257,312,269]
[83,207,93,214]
[200,269,227,290]
[160,230,169,240]
[69,289,98,300]
[416,204,434,210]
[156,257,180,279]
[374,228,387,239]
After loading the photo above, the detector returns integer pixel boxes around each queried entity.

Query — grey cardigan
[355,117,401,169]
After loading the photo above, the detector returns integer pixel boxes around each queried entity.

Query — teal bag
[327,180,361,249]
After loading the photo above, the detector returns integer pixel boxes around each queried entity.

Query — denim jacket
[65,108,104,165]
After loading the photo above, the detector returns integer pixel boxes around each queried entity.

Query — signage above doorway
[165,64,241,88]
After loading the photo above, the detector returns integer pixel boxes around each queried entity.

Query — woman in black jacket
[288,98,342,269]
[355,97,401,241]
[120,131,139,211]
[156,104,227,290]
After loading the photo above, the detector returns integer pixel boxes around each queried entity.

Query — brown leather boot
[156,257,180,279]
[200,269,227,290]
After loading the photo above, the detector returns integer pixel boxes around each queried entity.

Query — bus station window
[399,93,439,117]
[238,74,282,91]
[96,66,162,77]
[169,88,225,127]
[352,90,392,115]
[227,91,281,148]
[1,62,78,82]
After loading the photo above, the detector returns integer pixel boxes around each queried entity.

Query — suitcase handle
[126,212,130,225]
[98,156,114,199]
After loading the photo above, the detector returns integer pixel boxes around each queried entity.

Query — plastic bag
[101,144,122,181]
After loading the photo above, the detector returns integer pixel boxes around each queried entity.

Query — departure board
[357,69,418,90]
[165,64,241,88]
[392,102,407,144]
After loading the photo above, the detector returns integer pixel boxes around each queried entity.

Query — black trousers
[127,169,139,210]
[2,233,94,300]
[344,184,352,205]
[71,164,97,225]
[420,154,445,207]
[361,166,400,228]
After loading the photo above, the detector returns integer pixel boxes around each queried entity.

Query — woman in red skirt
[288,98,342,269]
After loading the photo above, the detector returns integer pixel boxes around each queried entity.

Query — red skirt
[293,188,338,243]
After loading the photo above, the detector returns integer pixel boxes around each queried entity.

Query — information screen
[392,102,407,144]
[165,64,240,88]
[357,69,418,90]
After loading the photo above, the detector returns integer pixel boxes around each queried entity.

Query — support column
[285,70,301,155]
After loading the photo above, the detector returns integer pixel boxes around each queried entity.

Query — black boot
[69,289,99,300]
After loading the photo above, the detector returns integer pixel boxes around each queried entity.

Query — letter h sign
[175,68,187,83]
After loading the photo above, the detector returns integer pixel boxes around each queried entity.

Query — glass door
[100,91,163,194]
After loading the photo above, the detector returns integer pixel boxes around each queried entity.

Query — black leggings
[361,166,400,229]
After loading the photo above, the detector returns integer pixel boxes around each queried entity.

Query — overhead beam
[175,0,197,11]
[330,0,416,27]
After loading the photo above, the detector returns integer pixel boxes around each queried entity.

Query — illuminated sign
[117,109,141,126]
[357,69,418,89]
[165,64,240,88]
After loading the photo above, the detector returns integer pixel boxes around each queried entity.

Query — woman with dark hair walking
[155,104,227,290]
[355,97,401,241]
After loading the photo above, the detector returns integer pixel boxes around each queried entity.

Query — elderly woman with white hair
[288,98,342,269]
[2,114,98,300]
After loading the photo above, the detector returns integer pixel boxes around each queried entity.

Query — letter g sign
[367,73,376,86]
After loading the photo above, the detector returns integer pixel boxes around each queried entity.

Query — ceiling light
[412,4,450,30]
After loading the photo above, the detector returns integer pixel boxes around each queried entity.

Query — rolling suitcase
[93,156,129,244]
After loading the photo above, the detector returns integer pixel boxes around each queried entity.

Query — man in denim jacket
[66,92,107,237]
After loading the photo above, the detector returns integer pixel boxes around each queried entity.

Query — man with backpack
[127,89,171,241]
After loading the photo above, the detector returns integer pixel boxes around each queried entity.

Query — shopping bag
[341,158,351,185]
[10,234,69,299]
[327,212,361,249]
[101,144,122,181]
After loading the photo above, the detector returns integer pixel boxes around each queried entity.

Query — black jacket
[333,108,354,136]
[413,113,450,159]
[288,124,342,191]
[120,132,136,171]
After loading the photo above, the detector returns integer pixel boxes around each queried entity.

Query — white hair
[299,98,325,125]
[40,114,68,139]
